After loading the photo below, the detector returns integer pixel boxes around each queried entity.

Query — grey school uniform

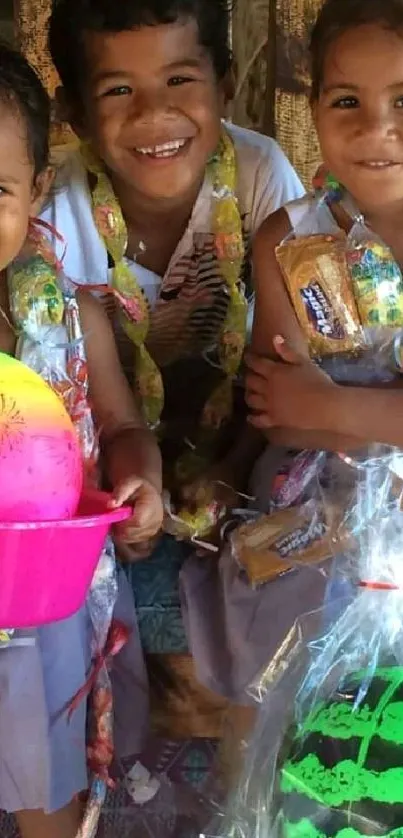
[0,323,148,815]
[0,567,147,814]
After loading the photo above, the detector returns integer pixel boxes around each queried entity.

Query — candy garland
[82,127,246,430]
[82,128,246,541]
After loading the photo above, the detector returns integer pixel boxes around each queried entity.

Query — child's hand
[109,475,164,546]
[245,335,336,431]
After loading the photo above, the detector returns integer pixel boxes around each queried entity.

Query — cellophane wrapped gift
[234,188,403,594]
[276,190,403,385]
[201,446,403,838]
[192,180,403,837]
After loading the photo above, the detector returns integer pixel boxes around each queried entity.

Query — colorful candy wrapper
[230,497,346,588]
[163,490,225,551]
[269,450,327,511]
[276,193,403,383]
[347,219,403,330]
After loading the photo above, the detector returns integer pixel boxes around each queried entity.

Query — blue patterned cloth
[125,536,190,654]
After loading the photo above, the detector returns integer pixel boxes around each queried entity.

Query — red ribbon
[29,216,67,270]
[358,580,400,591]
[68,619,130,720]
[30,216,65,242]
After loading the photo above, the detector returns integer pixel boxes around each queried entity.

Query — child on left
[0,42,162,838]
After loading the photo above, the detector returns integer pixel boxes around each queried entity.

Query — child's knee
[15,797,83,838]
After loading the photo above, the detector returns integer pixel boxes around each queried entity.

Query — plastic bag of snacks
[248,175,403,582]
[9,221,99,481]
[201,445,403,838]
[276,182,403,385]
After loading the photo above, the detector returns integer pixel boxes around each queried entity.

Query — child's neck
[110,173,203,276]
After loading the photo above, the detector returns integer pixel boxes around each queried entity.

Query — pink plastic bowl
[0,490,131,628]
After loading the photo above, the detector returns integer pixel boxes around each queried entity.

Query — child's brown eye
[103,85,132,98]
[395,96,403,109]
[331,96,359,109]
[167,76,192,87]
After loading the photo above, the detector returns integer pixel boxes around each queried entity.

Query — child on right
[246,0,403,453]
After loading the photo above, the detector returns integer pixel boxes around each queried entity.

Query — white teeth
[361,161,396,168]
[135,139,187,156]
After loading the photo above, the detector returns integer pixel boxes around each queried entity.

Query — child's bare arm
[248,209,363,452]
[247,344,403,448]
[78,289,163,543]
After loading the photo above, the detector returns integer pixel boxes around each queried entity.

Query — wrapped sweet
[275,233,364,358]
[231,499,345,587]
[275,184,403,385]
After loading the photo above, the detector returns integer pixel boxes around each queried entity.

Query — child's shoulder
[226,123,305,231]
[49,148,88,200]
[41,149,107,284]
[255,191,344,258]
[282,192,317,225]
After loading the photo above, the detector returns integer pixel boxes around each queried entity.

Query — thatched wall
[231,0,322,187]
[15,0,73,145]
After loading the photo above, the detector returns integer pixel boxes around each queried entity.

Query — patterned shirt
[42,123,304,453]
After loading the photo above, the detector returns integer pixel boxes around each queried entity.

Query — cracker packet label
[231,502,344,587]
[276,234,365,357]
[301,281,346,342]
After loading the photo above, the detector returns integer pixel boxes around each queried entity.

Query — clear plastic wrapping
[203,447,403,838]
[9,221,99,480]
[200,189,403,838]
[276,198,403,385]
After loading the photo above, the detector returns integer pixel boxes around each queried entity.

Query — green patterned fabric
[126,535,190,654]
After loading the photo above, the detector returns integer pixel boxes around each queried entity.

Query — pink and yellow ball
[0,353,83,521]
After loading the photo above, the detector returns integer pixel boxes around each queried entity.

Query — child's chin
[130,169,197,204]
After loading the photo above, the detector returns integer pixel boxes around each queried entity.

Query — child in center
[42,0,304,549]
[0,43,163,838]
[247,0,403,453]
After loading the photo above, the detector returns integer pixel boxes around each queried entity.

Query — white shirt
[42,123,304,306]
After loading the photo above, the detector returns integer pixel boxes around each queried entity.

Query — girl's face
[313,24,403,214]
[77,19,226,207]
[0,102,46,272]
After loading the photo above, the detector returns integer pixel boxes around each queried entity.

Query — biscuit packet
[275,233,365,358]
[231,499,349,588]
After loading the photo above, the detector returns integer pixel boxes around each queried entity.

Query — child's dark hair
[310,0,403,100]
[49,0,232,105]
[0,41,50,178]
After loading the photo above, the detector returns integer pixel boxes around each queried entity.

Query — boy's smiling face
[78,19,226,206]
